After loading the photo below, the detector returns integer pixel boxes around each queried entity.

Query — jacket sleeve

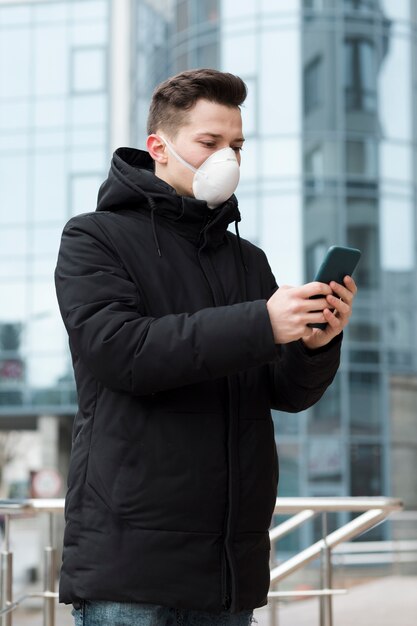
[54,215,278,396]
[261,253,342,413]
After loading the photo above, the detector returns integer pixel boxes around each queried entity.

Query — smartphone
[308,245,361,329]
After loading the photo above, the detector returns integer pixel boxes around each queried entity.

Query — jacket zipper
[198,232,237,612]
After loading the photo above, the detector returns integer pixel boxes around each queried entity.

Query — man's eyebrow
[195,132,245,142]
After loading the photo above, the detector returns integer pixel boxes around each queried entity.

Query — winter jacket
[54,148,341,613]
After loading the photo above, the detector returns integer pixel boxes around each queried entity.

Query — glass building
[1,0,416,544]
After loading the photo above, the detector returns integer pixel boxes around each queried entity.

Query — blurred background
[0,0,416,594]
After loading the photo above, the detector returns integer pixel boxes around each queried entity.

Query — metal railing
[0,496,404,626]
[0,499,64,626]
[268,497,403,626]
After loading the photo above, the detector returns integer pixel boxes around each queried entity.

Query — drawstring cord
[234,219,248,273]
[148,197,162,257]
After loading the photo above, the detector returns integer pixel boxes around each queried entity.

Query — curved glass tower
[163,0,417,544]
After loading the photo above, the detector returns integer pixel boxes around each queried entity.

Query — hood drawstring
[148,197,162,257]
[234,219,248,273]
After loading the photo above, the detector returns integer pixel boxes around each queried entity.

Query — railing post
[1,515,13,626]
[319,513,333,626]
[43,513,56,626]
[268,543,277,626]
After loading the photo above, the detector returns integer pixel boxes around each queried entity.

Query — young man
[55,69,356,626]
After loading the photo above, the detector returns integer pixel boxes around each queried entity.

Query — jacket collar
[97,147,241,248]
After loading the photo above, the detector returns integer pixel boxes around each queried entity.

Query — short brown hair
[147,68,247,137]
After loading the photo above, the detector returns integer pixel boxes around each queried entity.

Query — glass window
[0,6,30,25]
[33,227,62,257]
[34,98,67,128]
[272,443,301,553]
[343,0,377,11]
[34,3,69,22]
[308,438,343,482]
[176,0,189,31]
[308,373,341,435]
[380,141,412,184]
[196,42,218,69]
[0,28,31,98]
[71,47,106,93]
[0,155,28,225]
[350,443,382,496]
[71,1,108,21]
[379,36,412,142]
[348,318,380,342]
[346,140,377,178]
[0,101,29,131]
[32,153,67,222]
[347,224,379,288]
[380,1,410,21]
[306,240,327,280]
[0,228,27,257]
[70,94,107,125]
[222,34,257,76]
[263,138,301,179]
[34,130,67,150]
[239,137,257,182]
[260,30,301,135]
[70,21,108,46]
[380,197,414,271]
[305,145,324,195]
[304,56,323,114]
[223,0,257,19]
[239,78,257,137]
[70,174,103,216]
[34,26,68,96]
[344,39,377,111]
[349,371,382,434]
[262,193,303,287]
[195,0,219,24]
[0,282,27,322]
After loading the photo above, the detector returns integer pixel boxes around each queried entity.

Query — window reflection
[349,372,382,434]
[308,374,341,436]
[304,56,323,114]
[347,222,380,288]
[344,38,377,111]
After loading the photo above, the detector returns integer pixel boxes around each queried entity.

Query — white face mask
[160,136,240,209]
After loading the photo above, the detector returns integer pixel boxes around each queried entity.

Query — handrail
[267,496,404,626]
[0,497,405,626]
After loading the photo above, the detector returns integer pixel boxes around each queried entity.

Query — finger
[343,275,357,294]
[305,311,328,325]
[326,294,351,317]
[323,307,343,332]
[297,281,333,298]
[329,280,355,304]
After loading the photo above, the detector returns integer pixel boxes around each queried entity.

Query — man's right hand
[266,282,333,344]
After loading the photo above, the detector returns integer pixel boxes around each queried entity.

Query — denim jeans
[72,601,254,626]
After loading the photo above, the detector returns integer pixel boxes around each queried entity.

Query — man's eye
[233,146,243,152]
[201,142,215,148]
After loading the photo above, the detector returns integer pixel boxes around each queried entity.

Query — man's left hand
[302,276,357,350]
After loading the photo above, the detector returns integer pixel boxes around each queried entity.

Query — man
[55,69,356,626]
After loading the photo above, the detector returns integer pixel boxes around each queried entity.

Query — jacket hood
[96,147,243,254]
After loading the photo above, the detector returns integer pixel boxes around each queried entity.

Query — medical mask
[160,136,240,209]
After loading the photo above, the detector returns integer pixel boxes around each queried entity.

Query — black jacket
[55,148,341,613]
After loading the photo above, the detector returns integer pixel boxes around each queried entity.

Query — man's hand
[266,276,357,348]
[301,276,357,350]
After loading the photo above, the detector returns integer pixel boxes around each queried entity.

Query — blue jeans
[72,601,254,625]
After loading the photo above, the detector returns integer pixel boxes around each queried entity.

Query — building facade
[0,0,416,547]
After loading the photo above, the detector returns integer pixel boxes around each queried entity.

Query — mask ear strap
[159,136,198,174]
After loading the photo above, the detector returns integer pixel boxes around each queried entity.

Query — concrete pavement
[253,575,417,626]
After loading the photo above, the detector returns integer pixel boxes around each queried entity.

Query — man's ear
[147,134,168,164]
